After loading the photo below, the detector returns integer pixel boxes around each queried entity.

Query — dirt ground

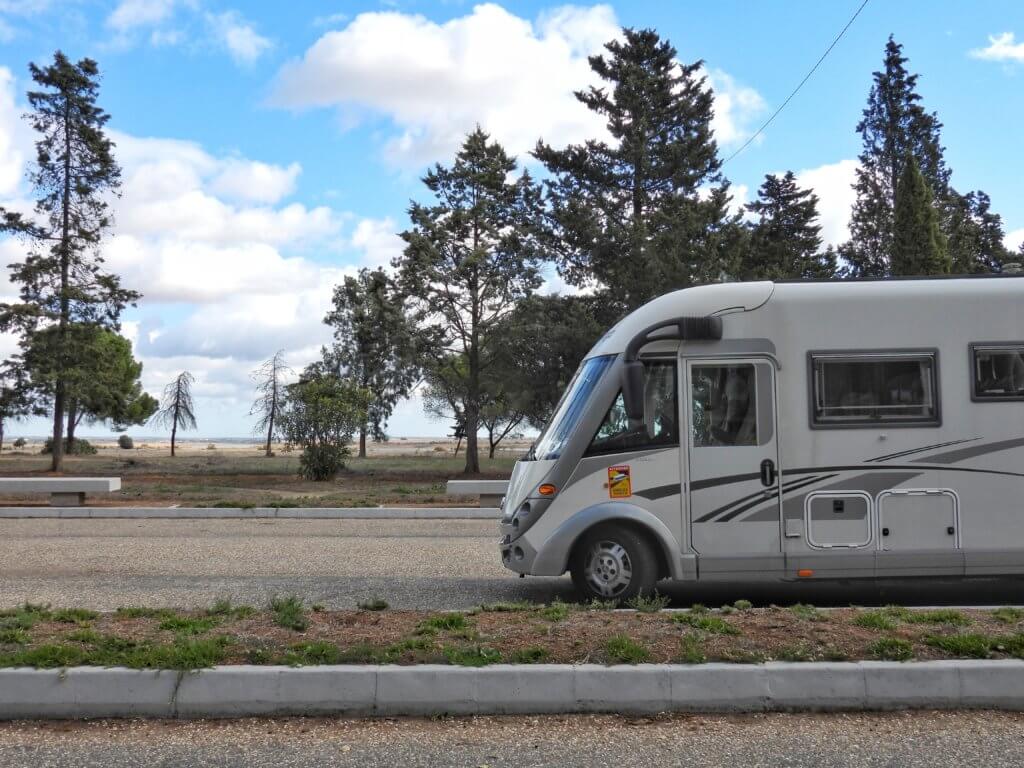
[0,437,524,507]
[4,602,1024,668]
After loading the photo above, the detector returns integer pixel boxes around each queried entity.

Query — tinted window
[972,345,1024,400]
[810,353,938,426]
[586,361,678,455]
[691,364,759,447]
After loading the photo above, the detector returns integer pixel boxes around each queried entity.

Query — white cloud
[0,67,27,198]
[206,10,272,66]
[795,158,858,247]
[107,0,176,31]
[970,32,1024,63]
[705,68,767,147]
[270,4,764,167]
[1006,228,1024,253]
[350,217,405,267]
[209,159,300,204]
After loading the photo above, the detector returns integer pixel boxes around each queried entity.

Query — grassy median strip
[3,600,1024,670]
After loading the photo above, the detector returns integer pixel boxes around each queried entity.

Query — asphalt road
[2,518,1023,610]
[3,712,1024,767]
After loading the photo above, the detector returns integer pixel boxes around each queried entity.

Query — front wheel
[570,524,658,602]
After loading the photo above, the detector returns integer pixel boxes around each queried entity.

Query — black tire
[569,523,659,602]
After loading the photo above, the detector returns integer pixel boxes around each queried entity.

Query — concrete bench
[0,478,121,507]
[446,480,509,508]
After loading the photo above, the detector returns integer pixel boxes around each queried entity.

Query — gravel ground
[3,518,1024,610]
[2,712,1024,767]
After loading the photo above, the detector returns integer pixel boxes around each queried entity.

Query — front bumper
[498,525,539,574]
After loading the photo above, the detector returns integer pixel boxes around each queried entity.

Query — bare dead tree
[250,351,292,457]
[150,371,197,457]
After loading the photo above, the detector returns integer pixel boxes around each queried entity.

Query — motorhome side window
[691,364,759,447]
[586,361,678,455]
[971,344,1024,400]
[810,352,939,426]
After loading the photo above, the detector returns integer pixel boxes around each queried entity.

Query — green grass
[625,593,670,613]
[357,598,389,611]
[689,603,708,614]
[0,628,30,645]
[51,608,99,625]
[473,601,533,613]
[158,615,221,635]
[205,599,256,620]
[539,600,571,622]
[417,613,468,633]
[510,646,550,664]
[854,610,898,631]
[115,607,177,620]
[269,596,309,632]
[283,641,341,666]
[925,633,993,658]
[904,609,970,626]
[0,635,232,670]
[733,599,754,612]
[670,613,740,635]
[868,636,914,661]
[992,607,1024,624]
[677,634,706,664]
[0,603,52,631]
[604,635,651,664]
[789,603,826,622]
[443,645,502,667]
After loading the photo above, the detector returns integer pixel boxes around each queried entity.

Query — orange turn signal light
[797,569,814,578]
[537,484,557,496]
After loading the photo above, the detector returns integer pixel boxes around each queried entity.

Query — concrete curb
[0,507,500,520]
[3,661,1024,719]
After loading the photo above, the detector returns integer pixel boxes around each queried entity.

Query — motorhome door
[686,358,783,576]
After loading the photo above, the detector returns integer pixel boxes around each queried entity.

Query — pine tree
[322,269,419,459]
[891,155,949,276]
[151,372,197,457]
[843,37,950,277]
[250,351,292,458]
[534,28,739,310]
[0,52,138,472]
[740,171,835,280]
[398,127,543,474]
[0,363,39,454]
[944,190,1010,274]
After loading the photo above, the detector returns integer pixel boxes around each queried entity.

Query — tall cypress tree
[843,37,950,277]
[534,28,738,311]
[740,171,835,280]
[891,155,949,276]
[0,53,138,472]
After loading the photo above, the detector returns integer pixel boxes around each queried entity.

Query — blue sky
[1,0,1022,439]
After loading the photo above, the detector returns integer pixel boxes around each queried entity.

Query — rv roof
[587,275,1024,358]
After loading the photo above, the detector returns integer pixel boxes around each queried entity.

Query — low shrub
[12,437,26,448]
[118,434,134,449]
[357,598,389,611]
[41,437,97,455]
[269,595,309,632]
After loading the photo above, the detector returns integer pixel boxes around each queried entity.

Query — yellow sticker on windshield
[608,465,631,498]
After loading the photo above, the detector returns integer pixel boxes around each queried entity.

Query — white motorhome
[499,276,1024,601]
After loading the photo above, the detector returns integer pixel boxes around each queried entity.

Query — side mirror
[622,360,645,422]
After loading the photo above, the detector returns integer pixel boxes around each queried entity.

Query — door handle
[760,458,776,488]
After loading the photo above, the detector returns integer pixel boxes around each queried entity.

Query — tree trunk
[0,419,5,455]
[65,400,77,454]
[265,375,276,457]
[51,94,74,474]
[488,437,496,460]
[463,403,480,474]
[264,410,274,457]
[170,417,177,458]
[358,426,367,459]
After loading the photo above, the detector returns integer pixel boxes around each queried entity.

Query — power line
[722,0,871,166]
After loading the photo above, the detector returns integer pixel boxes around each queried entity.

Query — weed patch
[605,635,651,664]
[51,608,98,625]
[539,601,570,622]
[671,613,740,635]
[992,607,1024,625]
[790,603,825,622]
[269,596,309,632]
[510,646,549,664]
[905,609,970,627]
[443,645,502,667]
[626,593,670,613]
[158,615,221,635]
[868,637,913,661]
[925,633,993,658]
[854,610,897,631]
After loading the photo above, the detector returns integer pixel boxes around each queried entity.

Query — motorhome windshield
[532,355,616,461]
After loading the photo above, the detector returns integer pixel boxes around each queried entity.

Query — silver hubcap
[583,540,633,597]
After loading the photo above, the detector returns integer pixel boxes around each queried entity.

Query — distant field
[0,438,524,508]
